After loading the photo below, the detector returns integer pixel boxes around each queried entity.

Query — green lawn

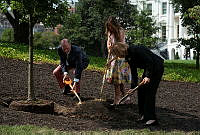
[0,125,195,135]
[1,42,199,82]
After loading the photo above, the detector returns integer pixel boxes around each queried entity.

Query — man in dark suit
[110,42,164,126]
[53,39,89,96]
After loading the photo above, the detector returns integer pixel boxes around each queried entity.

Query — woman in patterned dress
[105,16,131,105]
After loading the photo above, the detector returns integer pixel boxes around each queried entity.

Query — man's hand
[142,77,150,84]
[63,74,70,83]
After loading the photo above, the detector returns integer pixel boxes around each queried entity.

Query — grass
[0,42,199,82]
[0,125,197,135]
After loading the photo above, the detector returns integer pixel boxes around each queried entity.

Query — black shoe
[136,119,146,124]
[62,85,71,95]
[136,116,146,123]
[144,120,159,126]
[62,90,71,95]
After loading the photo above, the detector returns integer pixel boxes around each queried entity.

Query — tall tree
[171,0,200,69]
[59,13,90,50]
[60,0,158,56]
[76,0,121,57]
[0,0,69,44]
[75,0,139,57]
[126,11,159,48]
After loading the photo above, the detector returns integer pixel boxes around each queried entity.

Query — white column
[179,16,184,38]
[167,1,170,44]
[168,3,174,44]
[190,49,194,60]
[170,4,174,41]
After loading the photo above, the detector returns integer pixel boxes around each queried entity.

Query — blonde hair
[110,42,129,58]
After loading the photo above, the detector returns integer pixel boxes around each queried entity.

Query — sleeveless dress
[105,32,131,84]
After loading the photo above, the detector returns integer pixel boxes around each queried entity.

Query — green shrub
[1,28,14,42]
[33,31,60,49]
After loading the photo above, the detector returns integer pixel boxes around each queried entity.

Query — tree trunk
[28,14,35,101]
[13,22,30,45]
[196,50,199,69]
[101,39,106,58]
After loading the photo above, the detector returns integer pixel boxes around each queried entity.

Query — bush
[33,31,60,49]
[1,28,14,42]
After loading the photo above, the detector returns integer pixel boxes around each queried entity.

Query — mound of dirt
[54,99,112,119]
[54,98,138,122]
[9,99,54,114]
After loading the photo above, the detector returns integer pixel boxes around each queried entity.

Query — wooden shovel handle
[118,80,145,104]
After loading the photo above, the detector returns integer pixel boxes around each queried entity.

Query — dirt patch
[9,99,54,114]
[0,57,200,132]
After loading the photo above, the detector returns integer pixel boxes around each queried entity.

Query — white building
[130,0,195,60]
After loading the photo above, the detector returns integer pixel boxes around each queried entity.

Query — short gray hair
[60,39,71,46]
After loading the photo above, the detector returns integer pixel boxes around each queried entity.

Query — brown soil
[0,57,200,132]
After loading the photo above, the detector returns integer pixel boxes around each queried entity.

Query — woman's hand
[142,77,150,84]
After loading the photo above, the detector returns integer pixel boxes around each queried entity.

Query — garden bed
[0,57,199,132]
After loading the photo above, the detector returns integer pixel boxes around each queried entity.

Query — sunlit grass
[0,42,200,82]
[0,125,197,135]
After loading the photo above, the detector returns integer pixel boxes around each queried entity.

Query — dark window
[162,2,167,14]
[162,25,166,41]
[147,3,152,15]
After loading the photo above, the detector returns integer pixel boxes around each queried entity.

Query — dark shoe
[144,120,159,126]
[136,116,146,123]
[62,85,71,95]
[62,90,71,95]
[110,103,119,106]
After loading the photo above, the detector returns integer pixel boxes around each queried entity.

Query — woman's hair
[105,16,122,42]
[110,42,129,58]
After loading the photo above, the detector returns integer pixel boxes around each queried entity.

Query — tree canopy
[0,0,69,44]
[171,0,200,69]
[59,0,158,57]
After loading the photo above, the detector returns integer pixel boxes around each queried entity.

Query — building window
[147,3,152,15]
[162,25,166,41]
[177,25,179,38]
[162,2,167,14]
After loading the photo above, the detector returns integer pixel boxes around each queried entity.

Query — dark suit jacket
[125,45,164,87]
[57,45,89,79]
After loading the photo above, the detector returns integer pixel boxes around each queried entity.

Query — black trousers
[137,66,164,121]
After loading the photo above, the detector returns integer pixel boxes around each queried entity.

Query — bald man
[53,39,89,96]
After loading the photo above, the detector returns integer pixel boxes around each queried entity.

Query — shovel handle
[64,79,82,104]
[118,80,145,104]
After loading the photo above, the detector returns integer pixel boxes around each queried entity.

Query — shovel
[64,79,82,105]
[118,80,145,104]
